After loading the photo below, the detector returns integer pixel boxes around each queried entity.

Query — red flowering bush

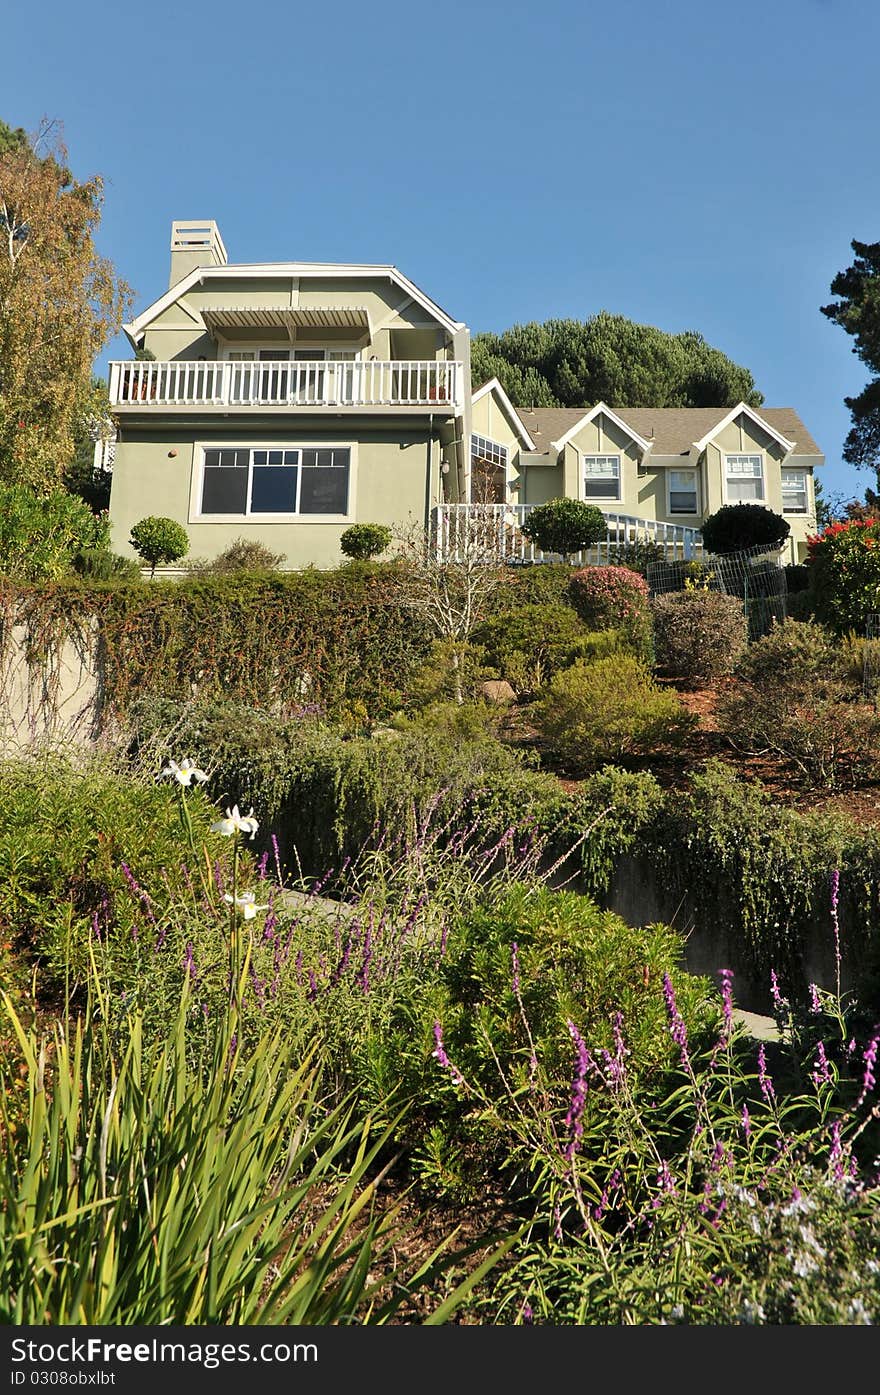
[568,566,649,628]
[806,517,880,633]
[568,565,653,662]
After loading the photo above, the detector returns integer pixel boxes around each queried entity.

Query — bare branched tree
[393,507,511,705]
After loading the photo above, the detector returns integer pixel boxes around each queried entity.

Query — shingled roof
[511,404,823,458]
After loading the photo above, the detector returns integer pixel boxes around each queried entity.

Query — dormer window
[725,454,765,503]
[582,455,621,501]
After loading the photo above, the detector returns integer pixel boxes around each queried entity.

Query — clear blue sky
[6,0,880,502]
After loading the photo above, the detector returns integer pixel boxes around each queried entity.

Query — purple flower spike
[809,983,822,1014]
[741,1104,751,1140]
[858,1031,879,1107]
[432,1022,464,1087]
[757,1044,775,1104]
[718,968,734,1034]
[563,1020,589,1162]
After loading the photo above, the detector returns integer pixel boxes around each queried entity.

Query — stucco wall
[110,424,439,569]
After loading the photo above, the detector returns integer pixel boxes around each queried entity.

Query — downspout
[425,412,434,531]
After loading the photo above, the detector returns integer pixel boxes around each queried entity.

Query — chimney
[169,220,227,288]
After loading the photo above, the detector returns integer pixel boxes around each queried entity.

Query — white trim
[471,378,536,450]
[693,402,795,455]
[189,439,358,524]
[551,402,652,454]
[722,452,766,505]
[125,263,464,347]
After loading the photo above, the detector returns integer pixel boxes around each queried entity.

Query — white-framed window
[668,468,699,515]
[582,454,621,501]
[470,433,508,503]
[199,446,351,517]
[725,453,765,503]
[781,467,808,514]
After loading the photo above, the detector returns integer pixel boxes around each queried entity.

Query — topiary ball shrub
[534,655,696,773]
[340,523,393,561]
[520,498,607,562]
[700,503,790,555]
[129,516,189,577]
[652,590,748,685]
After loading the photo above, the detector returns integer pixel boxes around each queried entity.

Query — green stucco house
[107,221,823,569]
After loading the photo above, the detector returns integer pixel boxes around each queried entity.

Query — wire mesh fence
[862,614,880,699]
[646,544,788,640]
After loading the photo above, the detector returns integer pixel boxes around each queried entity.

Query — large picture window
[725,454,765,503]
[200,447,350,516]
[582,455,621,501]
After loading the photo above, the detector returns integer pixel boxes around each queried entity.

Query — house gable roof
[124,262,465,347]
[513,404,823,459]
[471,379,536,450]
[550,402,654,453]
[692,402,795,454]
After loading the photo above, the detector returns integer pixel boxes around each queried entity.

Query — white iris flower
[161,757,208,787]
[223,891,269,920]
[210,805,260,839]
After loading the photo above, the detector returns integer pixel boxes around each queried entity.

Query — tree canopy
[0,119,131,494]
[822,240,880,475]
[470,311,763,409]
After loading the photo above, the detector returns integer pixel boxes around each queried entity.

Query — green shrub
[200,537,286,572]
[784,562,810,594]
[701,503,790,554]
[716,619,880,788]
[0,486,109,582]
[520,499,607,562]
[839,633,880,699]
[806,518,880,633]
[129,516,189,577]
[71,547,143,582]
[604,539,668,576]
[403,884,716,1199]
[652,589,748,684]
[471,603,622,693]
[534,656,696,773]
[567,566,653,663]
[340,523,393,561]
[0,755,238,994]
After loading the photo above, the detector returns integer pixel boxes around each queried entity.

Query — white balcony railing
[433,503,704,564]
[108,359,463,410]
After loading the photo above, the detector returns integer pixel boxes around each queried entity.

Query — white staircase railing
[432,503,703,564]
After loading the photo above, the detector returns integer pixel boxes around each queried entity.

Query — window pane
[584,478,620,499]
[670,491,697,513]
[201,462,248,514]
[251,464,298,512]
[300,465,349,514]
[728,478,764,502]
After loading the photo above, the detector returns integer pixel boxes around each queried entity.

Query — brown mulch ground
[502,680,880,829]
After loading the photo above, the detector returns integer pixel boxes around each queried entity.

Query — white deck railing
[432,503,703,564]
[109,359,463,410]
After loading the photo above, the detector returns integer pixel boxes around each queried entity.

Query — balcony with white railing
[108,358,464,411]
[432,503,704,564]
